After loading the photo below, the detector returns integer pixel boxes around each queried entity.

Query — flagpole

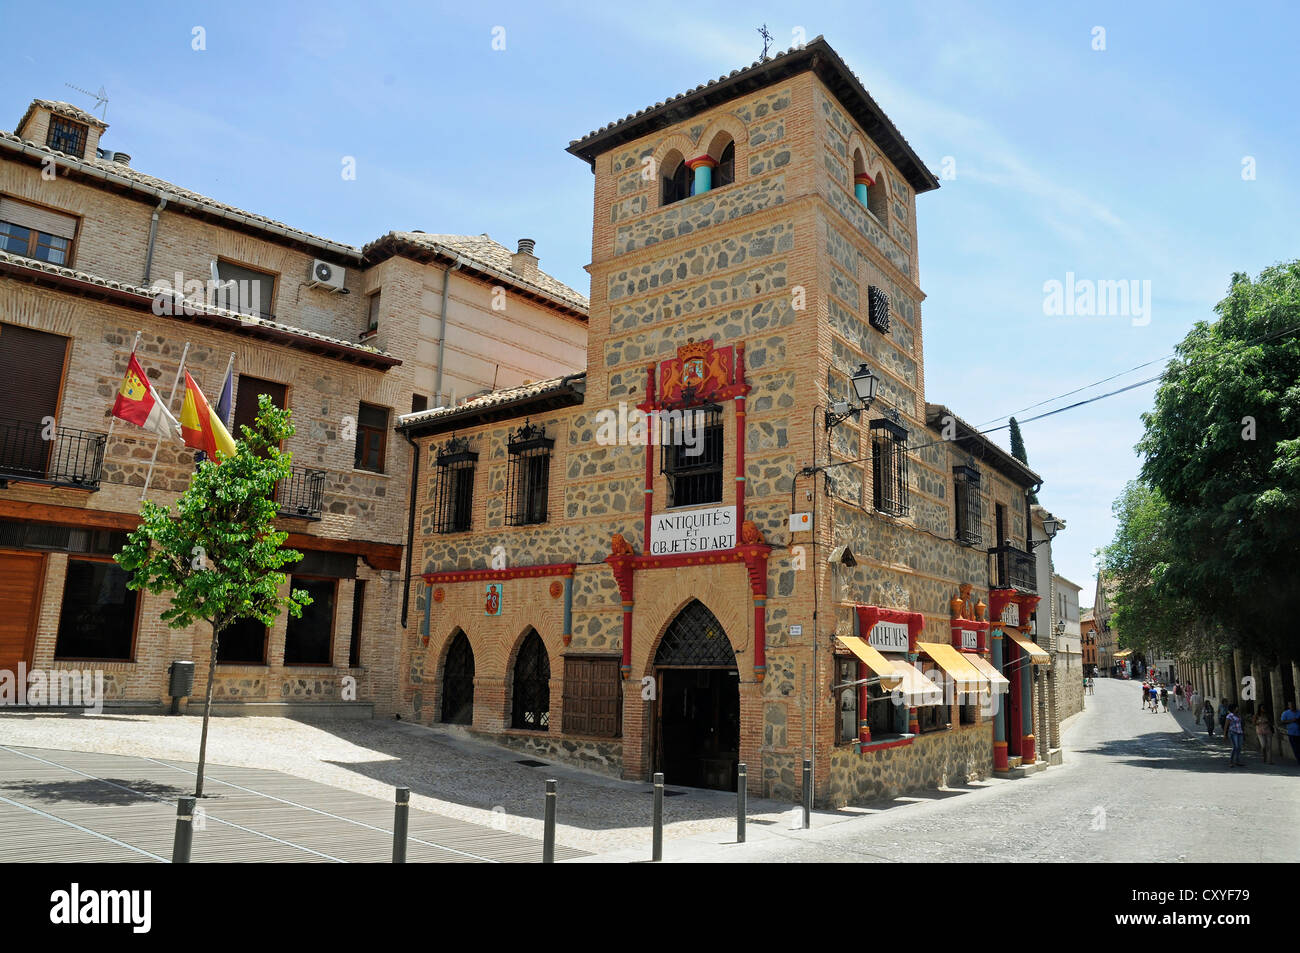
[221,352,235,423]
[104,329,143,452]
[140,341,189,501]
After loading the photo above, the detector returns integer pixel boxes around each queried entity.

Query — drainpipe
[142,195,168,284]
[433,256,464,406]
[400,429,421,628]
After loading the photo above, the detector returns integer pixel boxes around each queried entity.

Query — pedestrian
[1175,682,1184,710]
[1141,682,1149,710]
[1280,702,1300,764]
[1217,698,1229,732]
[1225,703,1245,767]
[1190,688,1201,716]
[1254,707,1274,764]
[1203,699,1216,738]
[1151,684,1160,713]
[1160,685,1169,712]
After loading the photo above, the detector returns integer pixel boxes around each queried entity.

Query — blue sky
[5,0,1297,599]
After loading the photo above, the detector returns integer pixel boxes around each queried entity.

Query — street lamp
[825,363,879,429]
[1029,515,1061,550]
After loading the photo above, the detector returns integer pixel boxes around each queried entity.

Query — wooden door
[0,550,45,679]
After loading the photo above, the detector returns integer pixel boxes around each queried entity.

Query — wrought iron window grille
[953,464,983,547]
[660,403,723,508]
[870,417,910,517]
[511,630,551,730]
[435,435,477,533]
[506,421,553,526]
[654,600,736,666]
[868,284,891,334]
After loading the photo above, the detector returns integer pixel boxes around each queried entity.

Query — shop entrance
[652,600,739,791]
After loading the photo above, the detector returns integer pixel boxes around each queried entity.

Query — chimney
[510,238,538,277]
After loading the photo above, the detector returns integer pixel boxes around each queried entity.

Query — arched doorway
[440,630,475,725]
[511,629,550,730]
[652,600,739,791]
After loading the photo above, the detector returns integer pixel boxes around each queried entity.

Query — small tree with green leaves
[116,396,310,796]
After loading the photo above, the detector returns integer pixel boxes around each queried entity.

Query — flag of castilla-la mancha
[179,371,237,463]
[111,352,181,440]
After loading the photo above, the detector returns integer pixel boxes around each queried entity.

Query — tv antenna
[65,82,109,121]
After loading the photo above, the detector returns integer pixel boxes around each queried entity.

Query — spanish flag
[111,351,181,440]
[180,371,237,462]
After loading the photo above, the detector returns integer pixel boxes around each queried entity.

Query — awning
[916,641,987,694]
[965,652,1011,694]
[837,636,903,689]
[1114,648,1133,659]
[885,661,946,706]
[1006,630,1051,665]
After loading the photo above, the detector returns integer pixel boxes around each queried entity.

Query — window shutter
[0,323,68,426]
[0,198,78,239]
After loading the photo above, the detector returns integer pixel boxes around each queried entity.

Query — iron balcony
[989,542,1037,594]
[274,465,326,520]
[0,417,106,490]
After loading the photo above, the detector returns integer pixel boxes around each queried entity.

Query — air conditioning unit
[307,259,346,292]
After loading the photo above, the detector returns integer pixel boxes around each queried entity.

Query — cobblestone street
[643,678,1299,863]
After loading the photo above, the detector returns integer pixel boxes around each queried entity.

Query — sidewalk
[1167,697,1297,767]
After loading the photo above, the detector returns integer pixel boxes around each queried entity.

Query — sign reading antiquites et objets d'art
[650,505,736,555]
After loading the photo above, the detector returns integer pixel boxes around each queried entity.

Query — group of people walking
[1142,679,1300,767]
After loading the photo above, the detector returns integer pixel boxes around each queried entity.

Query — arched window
[511,629,550,730]
[661,151,690,206]
[867,171,888,222]
[440,630,475,725]
[714,140,735,188]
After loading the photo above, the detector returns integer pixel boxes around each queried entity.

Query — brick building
[1081,609,1098,676]
[399,38,1056,805]
[0,98,585,716]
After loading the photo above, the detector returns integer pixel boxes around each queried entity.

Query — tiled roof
[366,231,588,314]
[567,36,939,194]
[0,128,361,259]
[0,249,395,364]
[397,374,586,430]
[20,99,109,130]
[925,403,1043,488]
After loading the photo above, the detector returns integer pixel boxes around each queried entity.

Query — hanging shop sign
[868,620,910,652]
[1001,602,1020,626]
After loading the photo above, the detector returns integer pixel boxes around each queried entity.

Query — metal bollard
[172,795,195,863]
[652,772,664,862]
[801,759,812,829]
[543,779,557,864]
[737,763,747,843]
[393,786,410,863]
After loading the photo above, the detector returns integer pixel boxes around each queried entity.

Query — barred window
[661,404,723,507]
[506,422,552,525]
[434,436,477,533]
[954,465,983,546]
[46,117,88,158]
[870,417,909,516]
[868,285,891,334]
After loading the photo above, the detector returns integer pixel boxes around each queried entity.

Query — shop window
[562,655,621,737]
[871,417,910,516]
[954,465,983,546]
[54,558,137,660]
[354,402,389,473]
[506,422,552,525]
[0,197,77,265]
[511,629,551,730]
[434,436,476,533]
[960,701,979,725]
[661,404,723,507]
[865,682,899,739]
[218,618,267,664]
[283,576,336,665]
[836,656,858,744]
[46,117,88,158]
[918,701,949,733]
[661,151,690,206]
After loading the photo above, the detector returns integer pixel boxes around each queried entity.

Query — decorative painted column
[738,524,770,682]
[991,624,1008,770]
[734,343,747,529]
[906,615,922,735]
[687,155,716,195]
[606,540,637,680]
[561,575,573,647]
[854,172,873,206]
[1020,595,1040,764]
[640,364,657,553]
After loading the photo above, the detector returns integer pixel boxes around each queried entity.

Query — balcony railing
[274,466,326,520]
[989,543,1037,593]
[0,417,106,490]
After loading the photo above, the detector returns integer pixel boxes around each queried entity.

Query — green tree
[116,396,310,796]
[1008,417,1038,503]
[1136,262,1300,661]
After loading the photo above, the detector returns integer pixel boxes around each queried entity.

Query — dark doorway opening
[441,630,475,725]
[651,599,739,791]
